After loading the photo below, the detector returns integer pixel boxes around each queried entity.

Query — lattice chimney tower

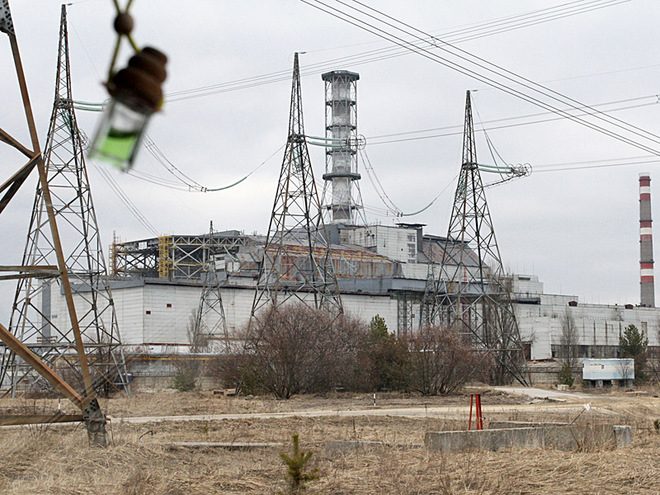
[321,70,365,225]
[640,173,655,307]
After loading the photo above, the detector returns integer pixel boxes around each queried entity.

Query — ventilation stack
[640,173,655,307]
[321,70,364,225]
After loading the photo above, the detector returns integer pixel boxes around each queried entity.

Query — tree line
[205,303,491,398]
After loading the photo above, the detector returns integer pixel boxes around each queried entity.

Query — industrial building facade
[39,222,655,372]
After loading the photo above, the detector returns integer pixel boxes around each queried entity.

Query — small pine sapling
[276,434,318,494]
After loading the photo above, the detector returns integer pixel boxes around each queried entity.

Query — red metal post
[468,393,483,430]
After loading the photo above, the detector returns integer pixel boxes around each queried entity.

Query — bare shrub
[172,309,211,392]
[238,303,362,398]
[406,325,488,395]
[207,353,245,391]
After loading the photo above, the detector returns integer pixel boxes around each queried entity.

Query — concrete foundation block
[613,425,633,447]
[425,424,632,454]
[424,427,543,454]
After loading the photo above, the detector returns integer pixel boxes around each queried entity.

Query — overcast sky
[1,0,659,324]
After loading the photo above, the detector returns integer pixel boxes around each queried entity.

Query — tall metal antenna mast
[0,3,108,445]
[423,90,528,386]
[1,4,128,398]
[252,53,342,316]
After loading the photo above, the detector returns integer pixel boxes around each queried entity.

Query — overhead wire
[301,0,660,157]
[359,148,403,215]
[472,94,531,187]
[71,2,653,225]
[163,0,629,102]
[534,156,660,173]
[134,139,285,192]
[93,164,160,236]
[359,147,458,218]
[342,0,658,146]
[366,94,658,145]
[142,135,206,190]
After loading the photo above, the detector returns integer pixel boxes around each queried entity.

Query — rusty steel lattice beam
[2,4,128,401]
[0,3,107,446]
[252,53,342,316]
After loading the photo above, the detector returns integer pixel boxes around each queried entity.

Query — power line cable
[367,94,656,142]
[343,0,657,145]
[163,0,628,102]
[369,96,658,146]
[534,156,660,173]
[93,164,159,236]
[302,0,660,156]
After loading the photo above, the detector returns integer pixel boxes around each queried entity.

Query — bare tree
[406,325,488,395]
[560,308,579,368]
[239,303,361,398]
[188,307,210,353]
[172,308,209,391]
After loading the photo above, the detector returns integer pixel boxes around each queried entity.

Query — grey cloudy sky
[1,0,659,323]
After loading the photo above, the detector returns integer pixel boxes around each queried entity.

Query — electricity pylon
[195,223,230,352]
[423,90,528,386]
[1,5,128,398]
[252,53,342,317]
[0,2,108,445]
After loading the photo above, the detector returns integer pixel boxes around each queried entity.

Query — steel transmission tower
[195,223,230,352]
[252,53,342,316]
[1,6,128,396]
[423,91,528,386]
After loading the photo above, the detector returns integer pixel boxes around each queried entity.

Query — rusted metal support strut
[0,1,107,446]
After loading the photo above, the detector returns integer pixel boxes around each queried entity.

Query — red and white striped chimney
[639,173,655,307]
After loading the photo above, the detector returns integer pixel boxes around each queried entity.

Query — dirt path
[111,401,590,424]
[492,385,596,400]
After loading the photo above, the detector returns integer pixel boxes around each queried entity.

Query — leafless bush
[406,325,489,395]
[238,303,362,398]
[172,309,211,392]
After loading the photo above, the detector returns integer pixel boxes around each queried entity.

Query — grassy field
[0,387,659,494]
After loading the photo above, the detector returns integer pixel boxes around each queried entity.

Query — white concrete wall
[50,279,660,359]
[517,301,660,360]
[111,286,144,345]
[512,274,544,295]
[222,287,257,333]
[45,282,139,345]
[143,284,200,345]
[342,293,398,329]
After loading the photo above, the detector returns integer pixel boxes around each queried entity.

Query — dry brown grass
[96,387,521,418]
[0,387,658,494]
